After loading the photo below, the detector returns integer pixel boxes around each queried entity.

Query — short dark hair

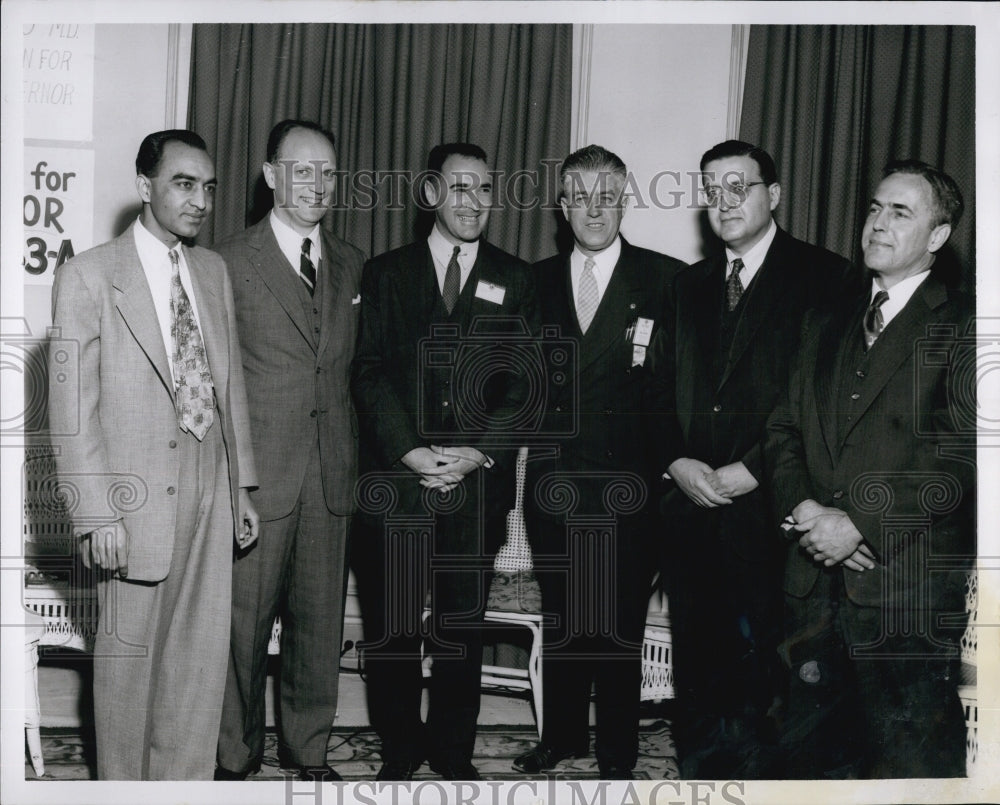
[700,139,778,186]
[883,159,964,229]
[559,144,627,194]
[426,143,489,175]
[266,119,337,164]
[135,130,208,177]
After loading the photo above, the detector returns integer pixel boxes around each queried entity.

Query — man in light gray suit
[214,119,365,781]
[48,129,259,780]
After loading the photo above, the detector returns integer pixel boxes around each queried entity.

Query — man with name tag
[660,139,856,778]
[214,120,366,781]
[351,142,536,781]
[514,144,686,779]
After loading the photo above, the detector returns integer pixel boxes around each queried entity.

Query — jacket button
[316,367,322,374]
[832,490,844,500]
[604,408,612,415]
[606,450,613,458]
[310,410,317,418]
[856,369,866,378]
[167,486,176,495]
[713,404,722,413]
[555,405,562,412]
[442,400,449,407]
[850,392,860,400]
[168,440,177,448]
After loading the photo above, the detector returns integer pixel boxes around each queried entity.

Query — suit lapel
[838,276,948,446]
[688,257,724,383]
[719,236,794,391]
[248,219,317,352]
[185,247,228,403]
[317,230,345,358]
[112,226,173,397]
[814,300,860,461]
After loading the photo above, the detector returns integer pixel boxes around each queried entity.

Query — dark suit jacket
[527,239,686,520]
[351,238,536,527]
[215,217,365,518]
[766,273,975,612]
[662,226,856,562]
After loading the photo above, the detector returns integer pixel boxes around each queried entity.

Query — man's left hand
[238,488,260,550]
[707,462,759,498]
[420,445,488,492]
[795,507,864,565]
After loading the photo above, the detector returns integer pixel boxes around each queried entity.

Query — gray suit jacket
[48,222,257,582]
[215,217,365,518]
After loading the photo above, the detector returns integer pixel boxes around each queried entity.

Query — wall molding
[164,24,193,129]
[726,24,751,139]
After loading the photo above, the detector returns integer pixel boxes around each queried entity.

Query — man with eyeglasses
[659,139,857,778]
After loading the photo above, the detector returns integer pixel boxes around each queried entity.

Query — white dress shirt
[724,218,777,291]
[872,269,931,330]
[428,223,479,294]
[270,211,322,277]
[133,217,203,386]
[570,236,622,309]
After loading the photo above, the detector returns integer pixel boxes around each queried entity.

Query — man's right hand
[401,446,465,491]
[666,458,732,508]
[80,521,130,578]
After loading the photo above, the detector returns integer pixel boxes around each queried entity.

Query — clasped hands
[665,458,759,508]
[789,498,876,572]
[402,445,487,493]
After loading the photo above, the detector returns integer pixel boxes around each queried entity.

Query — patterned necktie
[726,258,745,312]
[300,237,317,296]
[442,245,461,313]
[169,249,215,440]
[577,257,599,333]
[863,289,890,350]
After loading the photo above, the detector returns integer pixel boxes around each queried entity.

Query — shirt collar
[572,235,622,279]
[428,222,479,268]
[134,216,178,267]
[270,210,321,263]
[872,269,931,304]
[725,218,777,275]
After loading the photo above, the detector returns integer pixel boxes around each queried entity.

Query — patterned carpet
[27,719,678,781]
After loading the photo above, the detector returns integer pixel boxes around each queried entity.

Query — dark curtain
[739,26,975,287]
[187,24,572,262]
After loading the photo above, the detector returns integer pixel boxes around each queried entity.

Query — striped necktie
[300,237,317,296]
[577,257,599,333]
[863,289,890,349]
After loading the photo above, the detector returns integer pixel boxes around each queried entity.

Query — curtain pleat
[740,26,974,288]
[188,24,572,263]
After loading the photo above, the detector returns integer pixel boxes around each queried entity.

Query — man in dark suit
[661,140,856,778]
[351,143,536,781]
[48,130,259,779]
[214,120,365,781]
[765,161,974,778]
[514,144,686,780]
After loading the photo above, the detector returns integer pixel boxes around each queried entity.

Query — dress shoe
[428,759,481,780]
[512,742,588,773]
[213,762,259,781]
[376,759,422,781]
[298,764,343,781]
[599,764,635,780]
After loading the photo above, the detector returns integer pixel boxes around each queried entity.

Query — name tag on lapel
[633,317,654,347]
[474,280,505,305]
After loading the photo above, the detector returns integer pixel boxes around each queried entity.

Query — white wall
[572,24,736,264]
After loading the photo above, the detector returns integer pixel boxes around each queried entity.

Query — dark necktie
[300,237,317,296]
[863,289,890,350]
[442,245,461,313]
[726,258,745,312]
[169,249,215,440]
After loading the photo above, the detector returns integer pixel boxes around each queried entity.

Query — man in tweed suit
[48,129,258,779]
[214,120,365,781]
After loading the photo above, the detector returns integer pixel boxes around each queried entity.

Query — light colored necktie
[300,237,316,296]
[863,289,890,349]
[169,249,215,440]
[726,258,745,312]
[442,245,461,313]
[577,257,599,333]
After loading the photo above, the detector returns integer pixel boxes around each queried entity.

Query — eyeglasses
[701,181,768,206]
